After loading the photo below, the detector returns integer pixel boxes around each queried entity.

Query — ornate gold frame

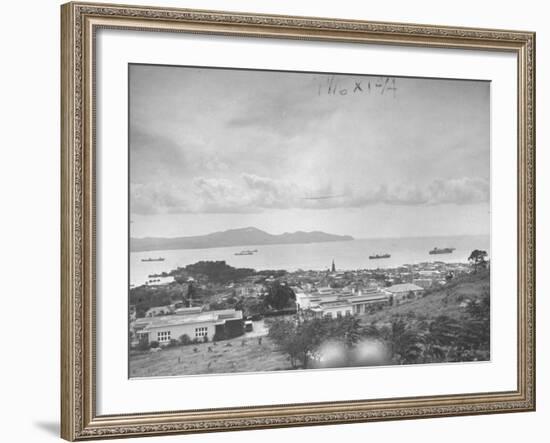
[61,2,536,440]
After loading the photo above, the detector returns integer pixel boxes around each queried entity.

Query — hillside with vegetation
[268,269,490,368]
[365,268,490,323]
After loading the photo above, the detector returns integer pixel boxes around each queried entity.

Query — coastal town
[129,250,490,377]
[127,66,492,377]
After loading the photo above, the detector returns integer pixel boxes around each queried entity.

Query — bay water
[130,234,489,287]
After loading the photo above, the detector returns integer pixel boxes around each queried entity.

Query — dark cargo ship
[429,247,456,255]
[369,253,391,259]
[234,249,258,256]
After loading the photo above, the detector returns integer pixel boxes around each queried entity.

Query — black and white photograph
[128,64,491,378]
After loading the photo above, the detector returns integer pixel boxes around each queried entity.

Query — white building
[311,300,353,318]
[296,287,390,318]
[384,283,424,304]
[133,309,243,345]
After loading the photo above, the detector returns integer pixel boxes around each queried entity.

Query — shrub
[203,335,209,343]
[150,340,159,349]
[179,334,192,346]
[136,338,150,351]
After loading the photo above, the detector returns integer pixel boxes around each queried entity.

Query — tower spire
[331,259,336,273]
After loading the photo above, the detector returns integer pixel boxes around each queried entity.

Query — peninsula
[130,227,354,252]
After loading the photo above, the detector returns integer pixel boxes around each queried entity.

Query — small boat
[369,253,391,259]
[141,257,165,262]
[428,247,456,255]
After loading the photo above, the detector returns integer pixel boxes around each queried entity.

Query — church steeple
[331,259,336,273]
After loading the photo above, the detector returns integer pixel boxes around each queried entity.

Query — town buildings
[131,258,474,348]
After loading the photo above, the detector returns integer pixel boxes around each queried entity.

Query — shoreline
[131,257,481,289]
[130,236,490,287]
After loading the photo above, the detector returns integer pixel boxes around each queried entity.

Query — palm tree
[424,315,460,362]
[335,316,363,349]
[361,322,382,339]
[382,317,424,364]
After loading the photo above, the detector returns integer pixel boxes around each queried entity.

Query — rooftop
[138,309,243,331]
[347,293,389,303]
[385,283,424,293]
[318,300,351,308]
[175,306,202,315]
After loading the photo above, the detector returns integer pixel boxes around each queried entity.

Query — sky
[129,64,490,239]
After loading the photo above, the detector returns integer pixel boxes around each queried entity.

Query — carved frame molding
[61,2,535,440]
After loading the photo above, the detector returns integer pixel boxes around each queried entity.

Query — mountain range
[130,227,354,252]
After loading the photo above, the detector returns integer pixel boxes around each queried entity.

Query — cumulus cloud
[348,177,489,207]
[130,174,489,215]
[427,177,489,205]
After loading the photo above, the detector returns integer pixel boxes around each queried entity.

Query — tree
[381,317,424,364]
[361,322,383,339]
[268,317,329,369]
[424,315,461,362]
[296,318,330,368]
[456,290,490,359]
[183,261,255,284]
[465,289,490,320]
[268,319,302,368]
[264,282,296,311]
[129,286,171,318]
[269,316,365,369]
[328,316,362,349]
[242,297,265,317]
[468,249,488,272]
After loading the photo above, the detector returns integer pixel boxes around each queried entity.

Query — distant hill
[130,227,354,252]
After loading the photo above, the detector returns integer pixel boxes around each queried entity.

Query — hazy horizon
[129,65,490,239]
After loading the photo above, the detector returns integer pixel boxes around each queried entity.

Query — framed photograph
[61,2,536,440]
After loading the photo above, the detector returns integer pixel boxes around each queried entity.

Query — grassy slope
[362,269,490,324]
[130,335,291,377]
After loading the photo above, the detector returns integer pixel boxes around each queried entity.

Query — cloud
[130,183,190,215]
[348,177,489,207]
[130,129,189,183]
[427,177,489,205]
[130,174,489,215]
